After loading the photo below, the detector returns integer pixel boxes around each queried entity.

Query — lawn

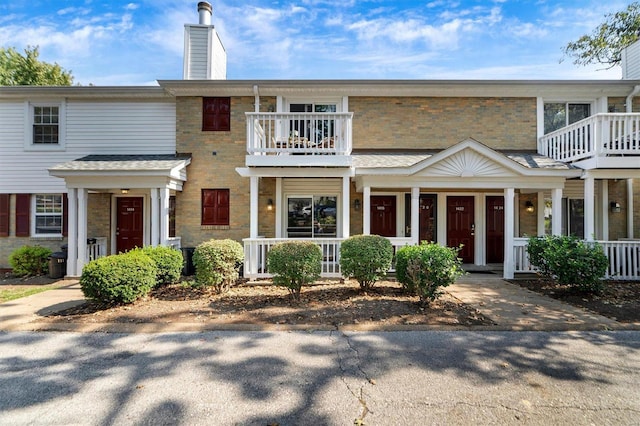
[0,284,57,303]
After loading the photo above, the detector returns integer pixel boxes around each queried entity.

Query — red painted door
[419,195,436,243]
[117,197,143,253]
[447,196,474,263]
[371,196,396,237]
[486,196,504,263]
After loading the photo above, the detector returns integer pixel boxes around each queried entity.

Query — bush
[9,245,52,277]
[192,239,244,293]
[267,241,322,300]
[141,246,183,286]
[527,235,608,292]
[396,242,465,303]
[339,235,393,290]
[80,250,157,304]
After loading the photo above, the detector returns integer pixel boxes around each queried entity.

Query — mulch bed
[511,277,640,323]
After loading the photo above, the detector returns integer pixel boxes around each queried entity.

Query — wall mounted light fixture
[525,200,535,213]
[267,198,274,211]
[610,201,621,213]
[354,199,361,211]
[121,189,130,194]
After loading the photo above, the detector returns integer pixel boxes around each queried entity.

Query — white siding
[622,39,640,80]
[186,26,209,80]
[283,178,342,194]
[0,99,176,193]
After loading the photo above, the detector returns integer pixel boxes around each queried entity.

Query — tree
[0,46,73,86]
[562,2,640,69]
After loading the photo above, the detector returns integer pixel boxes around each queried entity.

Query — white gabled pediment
[417,148,518,177]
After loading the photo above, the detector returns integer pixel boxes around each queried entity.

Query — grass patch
[0,285,56,303]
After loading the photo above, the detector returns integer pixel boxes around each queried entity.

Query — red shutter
[202,189,230,226]
[0,194,9,237]
[202,97,231,131]
[169,195,176,238]
[62,193,68,236]
[15,194,30,237]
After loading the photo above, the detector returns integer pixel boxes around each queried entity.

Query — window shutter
[62,193,68,236]
[202,189,230,226]
[202,97,231,131]
[0,194,9,237]
[15,194,30,237]
[169,196,176,238]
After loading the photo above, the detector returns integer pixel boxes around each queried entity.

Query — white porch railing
[513,237,640,280]
[246,112,353,156]
[86,237,107,262]
[166,237,182,250]
[538,113,640,163]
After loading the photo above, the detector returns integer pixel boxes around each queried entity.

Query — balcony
[538,113,640,169]
[245,112,353,167]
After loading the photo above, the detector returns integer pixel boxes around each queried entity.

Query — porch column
[66,188,78,277]
[76,188,88,275]
[628,179,635,239]
[599,180,609,241]
[584,176,595,241]
[275,178,282,238]
[250,177,259,238]
[160,188,170,245]
[411,187,419,245]
[363,186,371,235]
[537,192,545,236]
[503,188,515,279]
[551,188,562,236]
[342,177,350,238]
[150,188,160,246]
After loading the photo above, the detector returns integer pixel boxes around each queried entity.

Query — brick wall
[350,97,537,150]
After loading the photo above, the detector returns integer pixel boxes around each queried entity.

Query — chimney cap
[198,1,212,25]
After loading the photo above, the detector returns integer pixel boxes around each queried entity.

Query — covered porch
[49,154,191,277]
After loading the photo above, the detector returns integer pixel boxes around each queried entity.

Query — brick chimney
[183,1,227,80]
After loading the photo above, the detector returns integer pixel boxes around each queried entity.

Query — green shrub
[527,235,608,292]
[267,241,322,299]
[141,246,183,286]
[192,239,244,293]
[396,242,465,303]
[339,235,393,290]
[9,245,52,277]
[80,250,157,304]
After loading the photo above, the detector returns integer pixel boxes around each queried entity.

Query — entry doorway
[371,196,396,237]
[447,196,474,263]
[116,197,143,253]
[486,196,504,263]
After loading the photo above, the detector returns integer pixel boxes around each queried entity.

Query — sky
[0,0,633,86]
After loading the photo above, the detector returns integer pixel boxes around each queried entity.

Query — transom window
[33,106,59,144]
[287,196,337,238]
[543,102,591,134]
[33,194,63,235]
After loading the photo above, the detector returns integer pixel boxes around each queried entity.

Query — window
[287,196,337,238]
[25,101,65,150]
[202,97,230,131]
[543,102,591,134]
[543,198,584,238]
[32,194,63,236]
[202,189,229,226]
[289,103,338,143]
[169,195,176,238]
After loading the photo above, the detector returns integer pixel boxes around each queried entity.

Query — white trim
[23,100,66,151]
[30,193,64,239]
[628,179,635,239]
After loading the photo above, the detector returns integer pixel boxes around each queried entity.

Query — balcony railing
[538,113,640,164]
[246,112,353,156]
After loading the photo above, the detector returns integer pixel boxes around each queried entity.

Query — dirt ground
[510,278,640,323]
[39,279,491,327]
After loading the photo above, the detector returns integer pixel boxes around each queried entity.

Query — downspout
[626,85,640,112]
[626,85,640,238]
[253,84,260,113]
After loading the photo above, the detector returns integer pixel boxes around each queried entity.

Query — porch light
[267,198,274,211]
[525,201,535,213]
[121,189,130,194]
[354,199,361,211]
[611,201,621,213]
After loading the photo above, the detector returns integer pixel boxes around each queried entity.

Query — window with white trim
[25,101,65,150]
[286,195,337,238]
[32,194,63,236]
[543,102,591,134]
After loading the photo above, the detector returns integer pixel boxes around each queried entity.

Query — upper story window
[202,97,230,131]
[543,102,591,134]
[25,101,66,150]
[202,189,229,226]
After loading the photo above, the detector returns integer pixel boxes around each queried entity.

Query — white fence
[246,112,353,156]
[538,113,640,162]
[86,237,107,262]
[514,237,640,280]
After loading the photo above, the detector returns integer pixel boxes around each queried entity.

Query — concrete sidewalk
[0,276,632,332]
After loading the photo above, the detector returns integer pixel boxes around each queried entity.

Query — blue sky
[0,0,631,85]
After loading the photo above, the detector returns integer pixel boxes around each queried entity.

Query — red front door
[371,196,396,237]
[486,196,505,263]
[447,196,474,263]
[117,197,143,253]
